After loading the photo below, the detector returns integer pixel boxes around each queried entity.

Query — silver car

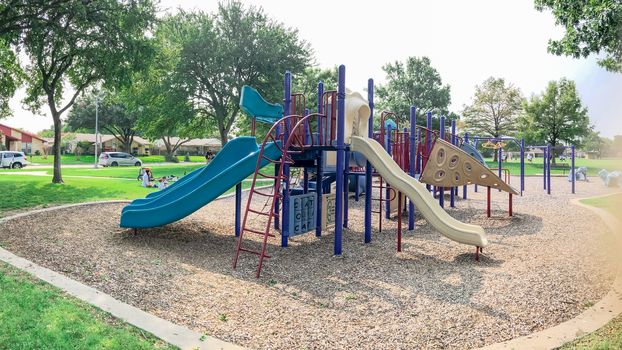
[0,151,28,169]
[98,152,142,167]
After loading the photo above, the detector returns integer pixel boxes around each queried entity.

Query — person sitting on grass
[158,177,168,190]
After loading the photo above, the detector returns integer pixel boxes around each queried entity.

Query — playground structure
[120,65,583,278]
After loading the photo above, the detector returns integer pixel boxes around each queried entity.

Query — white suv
[0,151,28,169]
[98,152,142,167]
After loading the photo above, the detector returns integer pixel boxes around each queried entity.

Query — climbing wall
[288,193,317,236]
[420,139,519,195]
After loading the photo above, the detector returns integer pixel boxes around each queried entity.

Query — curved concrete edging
[479,192,622,350]
[0,201,245,350]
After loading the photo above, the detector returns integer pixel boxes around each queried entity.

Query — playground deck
[0,176,618,349]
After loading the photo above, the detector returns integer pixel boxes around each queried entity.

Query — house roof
[0,123,46,141]
[63,133,152,145]
[154,137,221,147]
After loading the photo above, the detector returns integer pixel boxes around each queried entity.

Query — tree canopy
[66,90,140,153]
[463,77,524,139]
[376,56,451,127]
[4,0,156,183]
[521,78,591,158]
[535,0,622,72]
[173,1,312,145]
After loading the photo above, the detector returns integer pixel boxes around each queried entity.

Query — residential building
[153,137,222,155]
[0,123,47,154]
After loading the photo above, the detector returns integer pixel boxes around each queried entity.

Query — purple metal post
[449,119,457,208]
[364,78,374,243]
[463,132,469,199]
[547,144,551,195]
[343,149,349,228]
[571,144,575,194]
[408,105,416,230]
[439,116,445,208]
[543,146,547,190]
[281,71,292,247]
[334,65,346,256]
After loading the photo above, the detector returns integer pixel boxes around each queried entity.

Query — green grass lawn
[27,154,205,165]
[484,157,622,177]
[580,193,622,218]
[14,164,205,179]
[0,263,175,349]
[0,174,268,216]
[558,194,622,349]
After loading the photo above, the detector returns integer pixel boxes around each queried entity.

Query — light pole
[94,94,100,168]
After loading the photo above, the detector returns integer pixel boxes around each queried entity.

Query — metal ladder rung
[252,189,280,198]
[239,247,271,258]
[257,173,282,180]
[247,208,271,216]
[243,227,276,237]
[262,155,280,163]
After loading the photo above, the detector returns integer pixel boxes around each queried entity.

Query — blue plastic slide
[239,85,284,124]
[120,137,281,228]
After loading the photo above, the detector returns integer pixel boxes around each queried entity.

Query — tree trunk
[219,128,228,146]
[52,113,63,183]
[162,137,176,162]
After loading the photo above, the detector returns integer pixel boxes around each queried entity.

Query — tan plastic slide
[350,136,488,247]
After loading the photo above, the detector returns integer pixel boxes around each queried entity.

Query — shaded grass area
[0,263,175,349]
[485,158,622,177]
[558,194,622,349]
[0,175,267,215]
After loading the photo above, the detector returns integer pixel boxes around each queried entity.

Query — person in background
[141,169,151,187]
[158,177,168,190]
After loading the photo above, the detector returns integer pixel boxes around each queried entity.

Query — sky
[5,0,622,138]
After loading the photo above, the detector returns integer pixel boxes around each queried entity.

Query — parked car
[98,152,142,167]
[0,151,28,169]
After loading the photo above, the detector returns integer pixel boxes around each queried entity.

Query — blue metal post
[234,182,242,236]
[385,123,392,219]
[454,120,457,208]
[547,144,551,195]
[463,132,468,199]
[543,146,547,190]
[408,105,416,230]
[343,149,349,228]
[334,65,346,256]
[520,138,525,195]
[364,78,374,243]
[281,71,292,247]
[571,144,575,194]
[439,116,445,208]
[426,112,432,192]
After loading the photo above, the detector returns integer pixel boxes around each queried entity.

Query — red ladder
[233,113,324,278]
